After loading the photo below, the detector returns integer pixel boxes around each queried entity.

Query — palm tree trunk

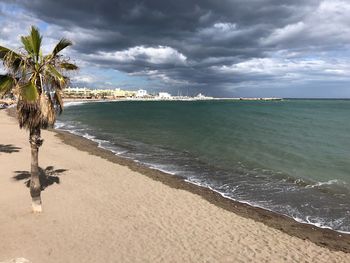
[29,127,43,212]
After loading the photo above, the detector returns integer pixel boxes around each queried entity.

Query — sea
[56,99,350,233]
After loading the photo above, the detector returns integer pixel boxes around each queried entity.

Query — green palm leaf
[0,45,21,59]
[52,38,72,56]
[0,46,23,72]
[21,81,39,102]
[0,75,15,97]
[46,65,65,83]
[29,26,42,61]
[60,62,78,70]
[21,36,34,56]
[21,26,42,61]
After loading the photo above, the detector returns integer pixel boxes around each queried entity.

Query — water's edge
[55,116,350,235]
[58,99,350,234]
[51,124,350,253]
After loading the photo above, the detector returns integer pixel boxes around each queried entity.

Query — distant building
[64,87,92,98]
[63,87,137,99]
[136,89,148,98]
[124,90,137,98]
[195,93,213,100]
[91,89,114,98]
[113,88,127,98]
[157,92,172,99]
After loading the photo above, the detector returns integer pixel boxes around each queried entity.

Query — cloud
[71,75,95,84]
[95,46,187,65]
[262,0,350,49]
[261,22,305,46]
[213,57,350,86]
[1,0,350,97]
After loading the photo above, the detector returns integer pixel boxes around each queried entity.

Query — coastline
[1,108,350,262]
[62,97,283,102]
[54,125,350,253]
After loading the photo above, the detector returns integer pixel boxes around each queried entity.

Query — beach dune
[0,110,350,262]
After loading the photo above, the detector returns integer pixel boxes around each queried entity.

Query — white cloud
[213,22,237,31]
[213,57,350,81]
[261,0,350,47]
[95,46,187,65]
[261,22,305,45]
[317,0,350,20]
[72,75,95,84]
[198,22,241,40]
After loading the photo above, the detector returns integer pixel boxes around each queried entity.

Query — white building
[195,93,213,100]
[157,92,172,99]
[136,89,148,97]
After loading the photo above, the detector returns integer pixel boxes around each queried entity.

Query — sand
[1,109,350,263]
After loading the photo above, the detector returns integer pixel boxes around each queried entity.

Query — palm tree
[0,26,78,212]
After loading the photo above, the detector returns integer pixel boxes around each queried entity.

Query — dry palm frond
[39,93,56,127]
[17,99,40,129]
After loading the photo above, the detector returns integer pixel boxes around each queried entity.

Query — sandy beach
[1,109,350,263]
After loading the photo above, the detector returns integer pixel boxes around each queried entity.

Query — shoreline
[62,97,283,102]
[2,107,350,262]
[51,118,350,253]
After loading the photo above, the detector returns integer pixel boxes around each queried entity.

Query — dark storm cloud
[16,0,318,53]
[2,0,350,96]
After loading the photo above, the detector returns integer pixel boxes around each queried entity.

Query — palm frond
[48,77,63,91]
[21,36,34,56]
[29,26,42,61]
[54,91,64,114]
[0,46,23,72]
[52,38,72,57]
[0,45,21,60]
[46,65,65,83]
[39,93,56,127]
[20,81,39,102]
[17,93,57,130]
[59,62,78,70]
[0,75,15,97]
[20,26,42,62]
[17,99,40,129]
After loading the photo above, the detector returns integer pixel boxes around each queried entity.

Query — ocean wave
[54,121,65,129]
[306,179,343,188]
[64,101,88,107]
[56,123,128,155]
[64,99,113,108]
[186,177,350,234]
[147,164,177,175]
[273,174,350,195]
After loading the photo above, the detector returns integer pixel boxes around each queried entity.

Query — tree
[0,26,78,212]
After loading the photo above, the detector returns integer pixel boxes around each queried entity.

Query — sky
[1,0,350,97]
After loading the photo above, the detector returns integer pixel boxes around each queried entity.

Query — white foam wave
[184,178,350,234]
[306,179,343,189]
[147,165,177,175]
[64,101,87,107]
[54,121,65,129]
[55,120,129,156]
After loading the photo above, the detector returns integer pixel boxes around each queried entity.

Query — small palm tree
[0,26,78,212]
